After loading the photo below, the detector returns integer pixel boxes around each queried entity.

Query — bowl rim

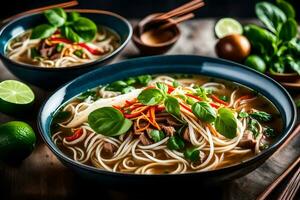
[38,55,297,177]
[0,9,133,71]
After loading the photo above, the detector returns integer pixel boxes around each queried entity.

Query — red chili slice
[65,128,83,141]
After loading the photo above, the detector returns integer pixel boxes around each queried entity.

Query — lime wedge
[215,18,243,39]
[0,80,35,116]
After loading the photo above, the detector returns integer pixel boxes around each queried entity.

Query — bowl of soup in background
[0,9,132,89]
[38,55,296,185]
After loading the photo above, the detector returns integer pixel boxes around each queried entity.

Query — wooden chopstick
[158,13,195,30]
[156,0,204,21]
[1,0,78,24]
[256,123,300,200]
[277,166,300,200]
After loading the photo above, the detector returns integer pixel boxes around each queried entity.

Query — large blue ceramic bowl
[0,9,132,89]
[38,55,296,185]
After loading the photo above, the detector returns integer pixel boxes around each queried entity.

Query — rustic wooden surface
[0,19,299,200]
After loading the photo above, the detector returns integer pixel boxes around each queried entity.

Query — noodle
[51,74,282,174]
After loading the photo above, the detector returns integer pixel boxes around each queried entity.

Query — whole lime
[0,121,36,161]
[245,55,267,73]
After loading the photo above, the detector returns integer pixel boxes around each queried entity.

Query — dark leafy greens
[244,0,300,75]
[31,8,97,42]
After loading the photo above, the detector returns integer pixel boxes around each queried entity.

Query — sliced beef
[103,142,116,155]
[139,133,152,145]
[182,127,190,142]
[160,125,176,136]
[38,40,57,58]
[50,53,61,60]
[237,130,256,149]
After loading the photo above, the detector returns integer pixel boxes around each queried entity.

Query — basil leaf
[137,75,152,86]
[164,96,180,118]
[279,18,298,41]
[184,148,200,162]
[276,0,295,19]
[248,118,259,138]
[106,80,128,92]
[215,108,237,139]
[288,38,300,55]
[77,89,97,100]
[88,107,132,136]
[156,82,168,94]
[219,95,228,102]
[44,8,66,27]
[238,111,249,118]
[149,130,165,143]
[31,24,56,39]
[192,102,216,123]
[121,86,135,94]
[284,56,300,75]
[167,136,185,150]
[71,17,97,42]
[68,11,80,22]
[255,2,286,33]
[112,119,133,136]
[61,26,82,42]
[138,88,164,106]
[172,80,180,88]
[244,25,277,55]
[195,87,211,101]
[250,111,272,121]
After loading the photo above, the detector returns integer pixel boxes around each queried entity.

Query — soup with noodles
[6,8,120,68]
[51,74,282,174]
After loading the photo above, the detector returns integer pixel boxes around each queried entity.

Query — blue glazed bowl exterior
[38,55,297,185]
[0,9,132,89]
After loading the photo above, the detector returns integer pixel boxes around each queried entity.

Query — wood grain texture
[0,19,299,200]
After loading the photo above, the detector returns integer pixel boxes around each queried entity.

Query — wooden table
[0,19,299,200]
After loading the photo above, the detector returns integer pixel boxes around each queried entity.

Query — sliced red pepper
[186,93,202,101]
[65,128,83,141]
[78,43,103,55]
[155,106,165,112]
[166,85,175,94]
[211,94,229,106]
[50,37,73,44]
[210,102,220,109]
[179,102,192,113]
[125,99,137,107]
[124,106,149,118]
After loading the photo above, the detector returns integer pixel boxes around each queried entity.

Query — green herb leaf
[74,49,84,58]
[164,96,180,118]
[264,127,275,138]
[61,26,82,42]
[279,18,298,41]
[192,102,216,123]
[215,108,237,139]
[56,43,64,52]
[30,48,40,59]
[71,17,97,42]
[88,107,132,136]
[44,8,66,27]
[255,2,286,33]
[31,24,56,39]
[68,11,80,22]
[138,88,164,106]
[125,77,136,85]
[184,148,200,162]
[149,130,165,143]
[244,24,277,55]
[248,118,259,138]
[167,136,185,150]
[238,111,249,118]
[186,97,196,105]
[194,87,211,101]
[250,111,272,121]
[121,86,135,94]
[173,80,180,88]
[283,56,300,75]
[219,95,228,102]
[106,80,127,92]
[77,89,97,100]
[276,0,295,19]
[156,82,168,94]
[137,75,152,86]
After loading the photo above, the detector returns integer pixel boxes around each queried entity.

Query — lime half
[0,80,35,115]
[215,18,243,38]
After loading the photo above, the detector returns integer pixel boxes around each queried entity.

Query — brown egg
[215,34,251,62]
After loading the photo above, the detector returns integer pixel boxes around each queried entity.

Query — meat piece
[182,127,190,142]
[103,142,116,155]
[38,40,57,58]
[50,53,61,60]
[139,134,152,145]
[166,116,181,127]
[237,130,256,149]
[160,125,176,136]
